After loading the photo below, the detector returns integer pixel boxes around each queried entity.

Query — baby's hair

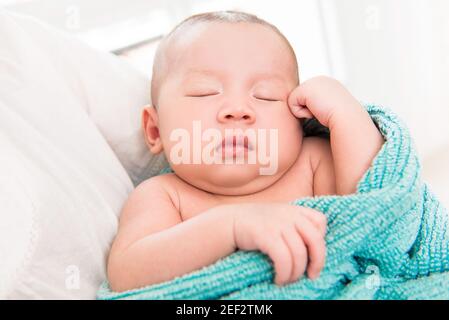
[151,10,299,108]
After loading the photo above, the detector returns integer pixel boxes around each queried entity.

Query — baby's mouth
[215,135,254,157]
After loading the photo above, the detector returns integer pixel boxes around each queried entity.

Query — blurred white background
[2,0,448,206]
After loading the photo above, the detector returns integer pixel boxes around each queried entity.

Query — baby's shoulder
[144,172,180,187]
[134,173,182,210]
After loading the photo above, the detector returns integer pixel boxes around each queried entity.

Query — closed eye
[254,96,280,102]
[185,92,220,97]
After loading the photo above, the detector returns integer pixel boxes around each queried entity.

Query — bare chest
[175,159,314,221]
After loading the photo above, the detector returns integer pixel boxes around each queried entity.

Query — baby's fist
[288,76,358,128]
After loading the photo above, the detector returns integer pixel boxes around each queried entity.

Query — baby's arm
[107,177,237,292]
[288,76,385,195]
[107,176,327,291]
[328,100,384,194]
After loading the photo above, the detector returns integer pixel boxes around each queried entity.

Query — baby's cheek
[286,117,304,140]
[277,124,302,158]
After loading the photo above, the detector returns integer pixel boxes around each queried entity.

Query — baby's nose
[217,106,255,124]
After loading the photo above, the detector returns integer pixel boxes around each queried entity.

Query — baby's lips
[215,134,254,151]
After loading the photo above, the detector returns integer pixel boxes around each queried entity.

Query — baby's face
[154,22,303,195]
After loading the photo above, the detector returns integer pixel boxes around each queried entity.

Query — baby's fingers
[282,227,307,284]
[299,207,327,237]
[287,86,314,119]
[295,218,326,280]
[265,236,293,286]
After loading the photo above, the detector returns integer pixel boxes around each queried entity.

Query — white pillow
[0,10,165,299]
[0,10,167,186]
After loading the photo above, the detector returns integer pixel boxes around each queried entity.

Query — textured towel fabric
[97,105,449,300]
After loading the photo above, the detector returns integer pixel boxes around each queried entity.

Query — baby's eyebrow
[183,68,287,84]
[184,68,220,78]
[252,72,287,82]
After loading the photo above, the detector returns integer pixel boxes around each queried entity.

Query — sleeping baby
[106,11,385,292]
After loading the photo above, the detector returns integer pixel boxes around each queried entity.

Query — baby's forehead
[151,20,299,104]
[170,25,295,72]
[166,21,290,55]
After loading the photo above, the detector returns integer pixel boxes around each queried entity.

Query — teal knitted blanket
[97,105,449,300]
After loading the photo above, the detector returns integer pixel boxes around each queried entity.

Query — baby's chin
[175,163,283,196]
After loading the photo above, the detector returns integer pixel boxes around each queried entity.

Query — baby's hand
[232,203,327,286]
[287,76,362,128]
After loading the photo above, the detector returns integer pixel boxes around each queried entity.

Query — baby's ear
[141,105,163,154]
